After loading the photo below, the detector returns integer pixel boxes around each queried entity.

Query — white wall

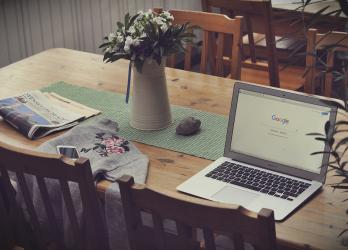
[0,0,201,68]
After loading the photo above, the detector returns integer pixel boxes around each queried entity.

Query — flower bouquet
[99,9,194,130]
[99,9,194,72]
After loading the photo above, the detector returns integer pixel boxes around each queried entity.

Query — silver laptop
[177,82,337,221]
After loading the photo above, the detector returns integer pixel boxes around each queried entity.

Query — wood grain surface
[1,48,348,250]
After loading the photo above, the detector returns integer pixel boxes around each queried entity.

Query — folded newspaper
[0,90,101,139]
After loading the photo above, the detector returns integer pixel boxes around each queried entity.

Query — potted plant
[287,0,348,238]
[99,10,194,130]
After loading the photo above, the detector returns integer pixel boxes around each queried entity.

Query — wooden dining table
[1,48,348,250]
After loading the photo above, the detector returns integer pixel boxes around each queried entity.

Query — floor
[241,64,305,91]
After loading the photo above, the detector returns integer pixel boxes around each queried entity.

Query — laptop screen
[230,89,331,174]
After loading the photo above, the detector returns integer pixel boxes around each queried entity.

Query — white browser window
[231,89,331,174]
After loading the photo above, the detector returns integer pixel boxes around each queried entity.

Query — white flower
[108,32,116,42]
[129,25,136,34]
[144,9,153,19]
[139,32,146,38]
[137,10,144,19]
[116,32,124,43]
[162,11,174,21]
[124,36,133,52]
[124,36,140,52]
[136,23,144,33]
[160,23,168,32]
[133,39,140,46]
[153,16,164,26]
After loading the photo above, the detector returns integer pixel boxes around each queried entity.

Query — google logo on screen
[272,114,290,125]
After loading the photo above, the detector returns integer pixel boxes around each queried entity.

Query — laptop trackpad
[212,186,260,206]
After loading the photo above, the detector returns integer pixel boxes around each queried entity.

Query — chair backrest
[117,175,277,250]
[305,28,348,97]
[0,141,109,250]
[160,8,242,79]
[201,0,280,87]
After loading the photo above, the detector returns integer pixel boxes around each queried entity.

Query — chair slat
[203,228,216,250]
[184,43,193,71]
[118,175,140,250]
[245,15,257,63]
[15,171,45,250]
[231,233,244,250]
[167,54,176,68]
[325,50,334,97]
[305,29,317,94]
[77,163,110,250]
[0,172,15,249]
[36,176,64,249]
[59,179,82,250]
[177,222,193,239]
[200,31,210,74]
[152,213,167,250]
[230,17,242,80]
[215,33,225,76]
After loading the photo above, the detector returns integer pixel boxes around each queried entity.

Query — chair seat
[242,33,303,62]
[243,33,300,50]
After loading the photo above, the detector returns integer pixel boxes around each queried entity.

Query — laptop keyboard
[205,161,311,201]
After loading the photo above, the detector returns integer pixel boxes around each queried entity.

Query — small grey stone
[176,117,201,136]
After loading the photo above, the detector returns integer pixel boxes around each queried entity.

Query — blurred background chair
[117,175,277,250]
[201,0,306,92]
[0,141,109,250]
[162,8,243,80]
[305,28,348,97]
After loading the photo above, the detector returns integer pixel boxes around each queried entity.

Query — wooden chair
[305,28,348,97]
[201,0,281,88]
[161,8,243,80]
[117,175,277,250]
[0,141,109,250]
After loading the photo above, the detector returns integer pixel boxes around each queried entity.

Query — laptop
[177,82,337,221]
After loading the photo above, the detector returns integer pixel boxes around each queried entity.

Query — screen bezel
[224,82,337,183]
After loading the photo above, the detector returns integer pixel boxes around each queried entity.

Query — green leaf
[325,121,332,136]
[304,0,312,6]
[335,121,348,127]
[129,13,140,27]
[314,137,327,142]
[117,21,124,30]
[334,137,348,151]
[125,13,130,27]
[310,151,331,155]
[99,42,112,48]
[307,132,325,136]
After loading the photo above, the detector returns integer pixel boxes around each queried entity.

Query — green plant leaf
[306,132,325,136]
[334,137,348,151]
[125,13,130,27]
[117,21,124,30]
[310,151,331,155]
